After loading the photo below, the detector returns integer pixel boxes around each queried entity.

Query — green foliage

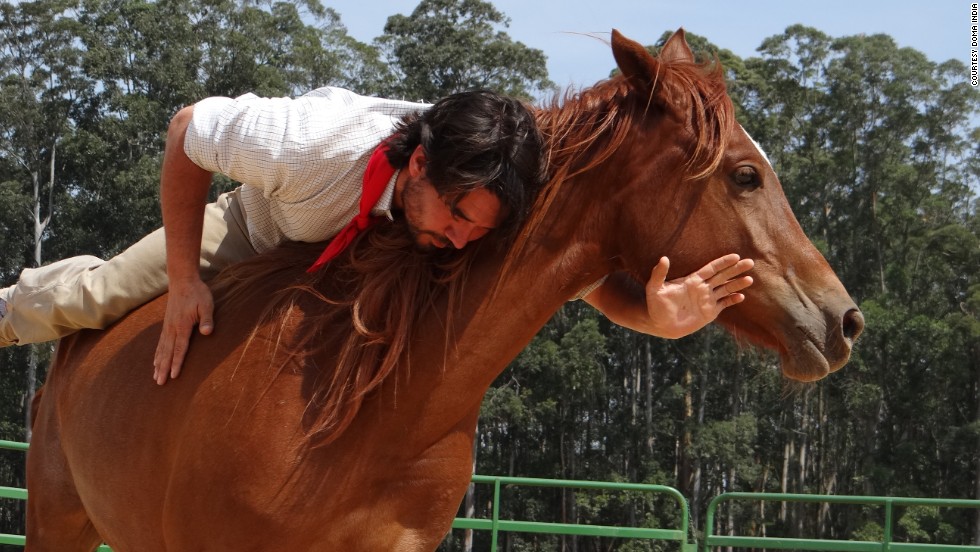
[898,505,957,544]
[692,413,760,481]
[376,0,553,100]
[852,520,885,542]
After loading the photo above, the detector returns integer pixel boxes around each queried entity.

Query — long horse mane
[208,221,485,447]
[207,46,733,447]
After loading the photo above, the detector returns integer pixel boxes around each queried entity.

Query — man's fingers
[718,293,746,309]
[155,332,177,385]
[696,253,741,280]
[168,333,190,381]
[708,257,754,282]
[198,302,215,336]
[154,321,194,385]
[647,257,670,290]
[714,275,754,298]
[153,338,172,385]
[153,324,178,385]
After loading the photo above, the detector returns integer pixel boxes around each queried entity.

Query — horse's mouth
[779,337,832,382]
[777,321,855,382]
[725,317,851,382]
[718,300,862,382]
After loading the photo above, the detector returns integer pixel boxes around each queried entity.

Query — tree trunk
[796,389,811,538]
[679,361,693,498]
[817,385,836,537]
[726,466,736,548]
[758,463,770,538]
[627,341,641,528]
[25,347,37,443]
[569,426,578,552]
[974,343,980,546]
[780,439,792,522]
[644,340,653,456]
[463,424,478,552]
[25,142,55,443]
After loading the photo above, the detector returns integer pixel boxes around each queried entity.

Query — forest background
[0,0,977,550]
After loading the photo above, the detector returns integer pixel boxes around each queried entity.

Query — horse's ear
[658,28,696,64]
[611,29,659,88]
[611,28,697,91]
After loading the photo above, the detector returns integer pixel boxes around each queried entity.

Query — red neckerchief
[306,141,395,273]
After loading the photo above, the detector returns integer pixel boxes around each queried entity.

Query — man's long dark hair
[385,90,545,241]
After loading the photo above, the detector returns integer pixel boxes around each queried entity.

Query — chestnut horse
[26,29,863,551]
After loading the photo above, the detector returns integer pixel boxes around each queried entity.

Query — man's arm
[583,255,754,339]
[152,105,215,385]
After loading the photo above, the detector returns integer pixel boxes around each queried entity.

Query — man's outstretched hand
[584,253,754,338]
[641,254,754,339]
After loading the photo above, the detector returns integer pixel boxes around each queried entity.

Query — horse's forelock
[664,56,735,180]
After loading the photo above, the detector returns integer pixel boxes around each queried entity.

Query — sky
[323,0,972,91]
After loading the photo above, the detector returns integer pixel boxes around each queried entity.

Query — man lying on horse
[0,86,753,382]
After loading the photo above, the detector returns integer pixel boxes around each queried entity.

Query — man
[0,86,753,385]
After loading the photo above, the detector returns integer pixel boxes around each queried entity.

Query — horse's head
[561,29,864,381]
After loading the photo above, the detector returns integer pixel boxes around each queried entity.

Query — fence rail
[704,492,980,552]
[452,474,696,551]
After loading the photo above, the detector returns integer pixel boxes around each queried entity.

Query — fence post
[490,477,502,551]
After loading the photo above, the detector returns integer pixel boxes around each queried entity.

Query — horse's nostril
[842,308,865,341]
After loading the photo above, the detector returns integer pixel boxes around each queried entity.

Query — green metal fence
[451,474,696,551]
[704,492,980,552]
[0,439,29,548]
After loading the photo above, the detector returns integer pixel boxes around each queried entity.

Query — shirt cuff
[573,275,609,301]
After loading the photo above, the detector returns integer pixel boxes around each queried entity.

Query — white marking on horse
[740,124,771,166]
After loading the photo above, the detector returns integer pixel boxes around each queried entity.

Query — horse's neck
[375,197,609,452]
[361,99,653,453]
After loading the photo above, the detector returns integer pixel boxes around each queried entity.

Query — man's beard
[398,174,450,251]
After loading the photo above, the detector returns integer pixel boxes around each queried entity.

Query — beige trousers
[0,190,256,346]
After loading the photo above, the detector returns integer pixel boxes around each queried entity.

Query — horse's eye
[732,166,761,190]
